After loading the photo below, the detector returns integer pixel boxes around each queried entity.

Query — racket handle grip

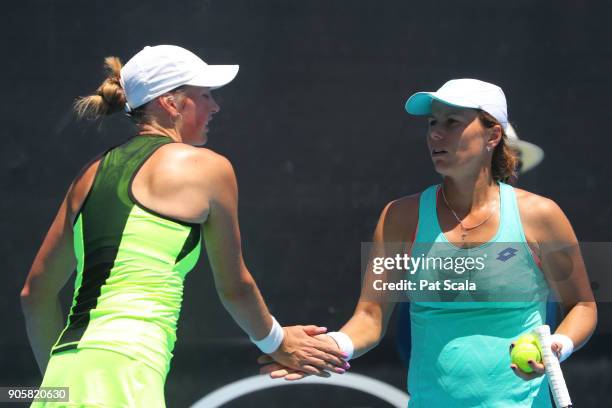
[533,325,572,408]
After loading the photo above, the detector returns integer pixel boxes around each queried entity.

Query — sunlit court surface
[3,1,611,407]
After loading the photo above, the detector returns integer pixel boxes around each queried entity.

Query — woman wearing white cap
[261,79,596,407]
[21,45,348,407]
[394,122,550,364]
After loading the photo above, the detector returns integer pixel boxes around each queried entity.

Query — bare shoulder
[378,193,421,242]
[514,187,575,242]
[149,143,235,185]
[514,187,566,225]
[385,193,420,221]
[154,143,232,172]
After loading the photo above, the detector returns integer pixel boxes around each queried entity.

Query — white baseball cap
[505,124,544,173]
[119,45,239,112]
[405,78,508,130]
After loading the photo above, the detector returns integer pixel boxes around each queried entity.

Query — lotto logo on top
[496,247,518,262]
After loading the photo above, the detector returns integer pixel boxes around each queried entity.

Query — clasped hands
[258,325,350,381]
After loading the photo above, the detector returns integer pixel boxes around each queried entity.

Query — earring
[486,146,492,152]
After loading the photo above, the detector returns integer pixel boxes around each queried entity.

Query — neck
[442,168,498,216]
[138,123,181,143]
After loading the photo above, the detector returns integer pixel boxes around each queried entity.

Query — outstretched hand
[258,354,309,381]
[264,330,349,380]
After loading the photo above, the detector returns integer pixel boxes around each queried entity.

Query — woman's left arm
[21,192,76,374]
[537,198,597,351]
[511,196,597,380]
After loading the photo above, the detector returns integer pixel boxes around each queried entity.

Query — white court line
[191,372,409,408]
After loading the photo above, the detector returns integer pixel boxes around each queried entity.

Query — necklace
[440,186,496,240]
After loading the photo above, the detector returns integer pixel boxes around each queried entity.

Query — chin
[189,132,208,146]
[432,160,449,171]
[432,162,456,178]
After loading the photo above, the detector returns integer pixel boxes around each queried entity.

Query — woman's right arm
[334,198,416,357]
[199,151,347,375]
[261,196,419,378]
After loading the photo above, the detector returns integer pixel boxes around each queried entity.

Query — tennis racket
[533,325,572,408]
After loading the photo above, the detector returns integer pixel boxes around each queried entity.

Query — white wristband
[251,316,284,354]
[550,333,574,362]
[327,331,354,360]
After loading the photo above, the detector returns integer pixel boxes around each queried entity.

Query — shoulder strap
[496,182,527,243]
[414,184,442,243]
[93,135,174,206]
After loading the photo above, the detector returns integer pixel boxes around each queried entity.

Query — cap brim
[405,92,435,115]
[186,64,239,90]
[405,92,479,115]
[515,140,544,173]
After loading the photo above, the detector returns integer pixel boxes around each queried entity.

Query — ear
[156,93,179,117]
[487,124,503,150]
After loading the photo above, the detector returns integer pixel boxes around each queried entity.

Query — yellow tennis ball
[511,334,542,373]
[515,333,540,348]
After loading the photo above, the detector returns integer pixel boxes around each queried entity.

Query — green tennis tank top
[407,183,552,407]
[51,135,201,378]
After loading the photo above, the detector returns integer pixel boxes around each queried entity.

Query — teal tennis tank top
[51,135,201,378]
[407,183,552,407]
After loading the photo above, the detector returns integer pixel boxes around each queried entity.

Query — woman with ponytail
[21,45,347,407]
[261,79,596,407]
[74,56,127,118]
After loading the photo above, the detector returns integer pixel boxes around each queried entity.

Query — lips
[431,149,447,156]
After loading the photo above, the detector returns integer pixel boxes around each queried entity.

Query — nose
[210,95,220,114]
[428,126,444,141]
